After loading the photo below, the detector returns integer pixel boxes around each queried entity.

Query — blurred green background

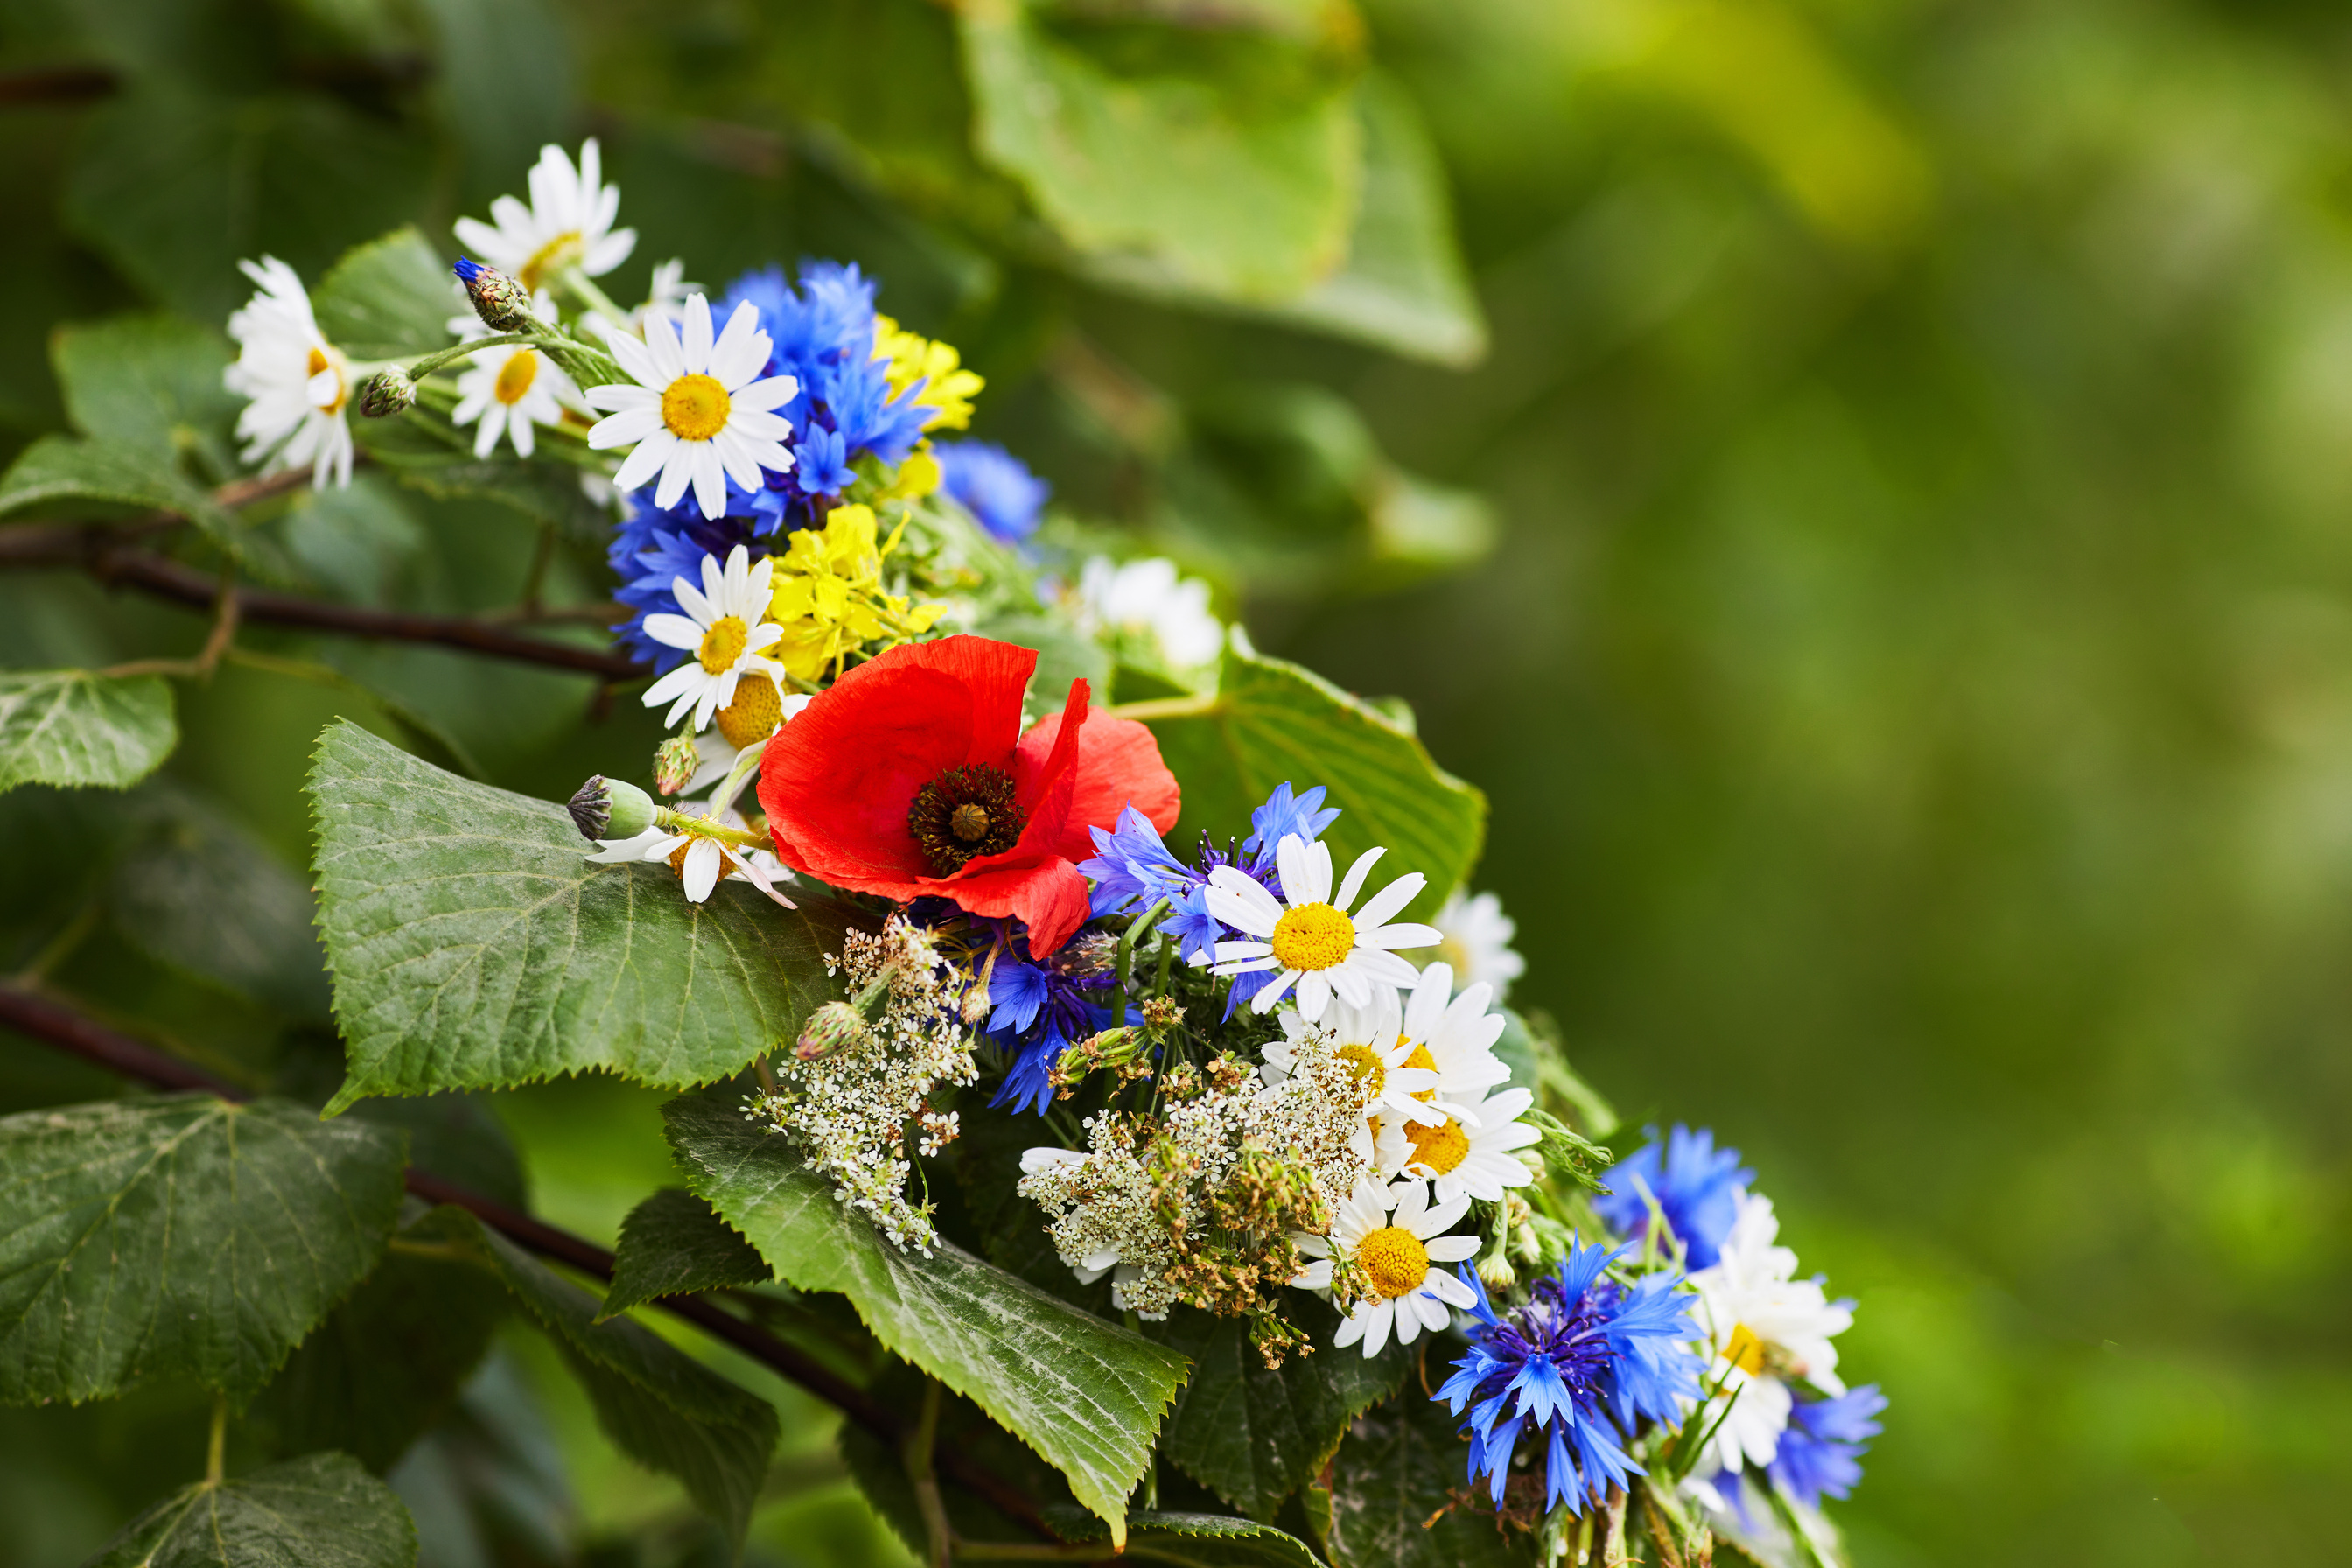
[4,0,2349,1564]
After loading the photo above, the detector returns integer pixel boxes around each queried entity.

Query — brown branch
[0,984,1054,1540]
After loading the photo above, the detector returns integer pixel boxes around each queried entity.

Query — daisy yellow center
[493,349,540,405]
[697,614,750,675]
[305,346,349,414]
[665,840,696,878]
[1270,902,1354,971]
[518,229,584,290]
[1400,1040,1437,1102]
[1336,1042,1386,1083]
[1724,1323,1768,1376]
[662,374,732,441]
[714,672,785,750]
[1404,1116,1470,1174]
[1356,1226,1430,1298]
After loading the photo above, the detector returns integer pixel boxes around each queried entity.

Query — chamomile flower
[1210,836,1442,1021]
[1292,1178,1480,1356]
[223,256,354,489]
[452,342,571,458]
[1074,556,1223,674]
[585,293,799,519]
[454,139,636,291]
[582,810,794,908]
[639,545,788,730]
[1423,888,1526,1003]
[1386,1083,1540,1203]
[1688,1191,1855,1479]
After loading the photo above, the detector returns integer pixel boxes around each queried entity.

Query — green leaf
[274,476,427,606]
[350,404,606,528]
[1321,1394,1522,1568]
[0,668,178,794]
[0,1095,408,1405]
[1039,1506,1324,1567]
[305,720,861,1107]
[598,1187,772,1321]
[0,434,233,537]
[84,1451,417,1568]
[51,312,242,474]
[1150,1302,1408,1520]
[411,0,578,213]
[311,228,458,364]
[664,1090,1192,1545]
[961,1,1362,304]
[413,1207,780,1548]
[1145,642,1486,900]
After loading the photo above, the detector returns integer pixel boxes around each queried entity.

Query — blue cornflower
[718,261,930,467]
[1435,1241,1704,1516]
[1592,1125,1755,1270]
[1079,805,1196,920]
[980,932,1132,1115]
[1241,781,1340,884]
[607,492,760,669]
[934,440,1049,543]
[1768,1385,1886,1508]
[794,423,856,498]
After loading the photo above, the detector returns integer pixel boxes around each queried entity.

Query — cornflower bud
[356,367,416,418]
[452,257,536,332]
[653,734,701,796]
[794,1000,867,1060]
[568,774,655,842]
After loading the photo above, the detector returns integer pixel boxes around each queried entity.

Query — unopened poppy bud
[568,774,655,842]
[795,1000,866,1060]
[356,367,415,418]
[453,257,535,332]
[654,734,700,796]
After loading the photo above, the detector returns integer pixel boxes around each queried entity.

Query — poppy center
[715,672,784,749]
[906,764,1024,874]
[662,374,732,441]
[519,229,584,290]
[697,615,750,674]
[1404,1116,1470,1174]
[1270,902,1354,971]
[1356,1226,1430,1298]
[494,349,540,405]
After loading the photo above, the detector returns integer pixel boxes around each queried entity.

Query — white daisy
[1208,836,1441,1021]
[223,256,354,489]
[1422,889,1526,1003]
[584,292,798,519]
[453,138,636,292]
[1384,1083,1539,1203]
[639,545,788,730]
[450,340,572,459]
[583,808,794,908]
[1689,1191,1854,1477]
[1292,1178,1480,1357]
[683,685,814,796]
[1261,998,1444,1165]
[1074,556,1223,673]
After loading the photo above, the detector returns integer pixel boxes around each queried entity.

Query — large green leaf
[1040,1507,1324,1567]
[665,1091,1192,1545]
[1321,1394,1522,1568]
[51,312,242,475]
[312,228,458,364]
[306,721,861,1108]
[0,668,178,794]
[598,1186,772,1321]
[0,434,233,537]
[0,1095,407,1405]
[961,0,1362,304]
[1151,1303,1408,1520]
[412,1207,780,1548]
[85,1452,417,1568]
[1145,643,1486,900]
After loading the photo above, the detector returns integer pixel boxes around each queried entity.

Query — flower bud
[1477,1249,1518,1294]
[453,257,536,332]
[795,1000,867,1060]
[568,774,655,842]
[356,367,416,418]
[654,734,701,796]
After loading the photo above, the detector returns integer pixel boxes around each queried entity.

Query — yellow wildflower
[873,444,942,504]
[766,503,947,679]
[873,315,984,432]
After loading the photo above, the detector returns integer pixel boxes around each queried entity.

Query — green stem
[1101,693,1223,723]
[652,807,771,851]
[559,266,631,326]
[405,332,539,379]
[205,1390,227,1488]
[905,1377,950,1568]
[1114,900,1170,998]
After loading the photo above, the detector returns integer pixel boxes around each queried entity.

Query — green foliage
[311,228,458,364]
[0,436,232,536]
[1039,1505,1326,1566]
[664,1090,1192,1544]
[83,1452,418,1568]
[50,313,240,476]
[306,721,862,1108]
[1147,643,1486,899]
[0,1095,407,1405]
[413,1207,781,1548]
[1320,1394,1523,1568]
[1149,1302,1408,1521]
[0,669,178,794]
[598,1187,773,1320]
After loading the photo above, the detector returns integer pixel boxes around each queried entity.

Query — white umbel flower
[1384,1083,1539,1203]
[1209,836,1441,1021]
[1423,889,1526,1002]
[1292,1178,1480,1357]
[453,138,636,290]
[1074,556,1223,673]
[639,544,788,730]
[223,256,354,489]
[1262,999,1443,1165]
[584,293,797,519]
[1689,1191,1854,1477]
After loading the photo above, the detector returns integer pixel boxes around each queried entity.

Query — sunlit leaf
[0,668,178,794]
[0,435,232,537]
[85,1452,417,1568]
[51,312,242,475]
[312,228,458,364]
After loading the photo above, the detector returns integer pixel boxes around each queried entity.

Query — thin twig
[907,1377,951,1568]
[205,1392,227,1488]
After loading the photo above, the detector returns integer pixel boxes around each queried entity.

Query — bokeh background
[4,0,2349,1564]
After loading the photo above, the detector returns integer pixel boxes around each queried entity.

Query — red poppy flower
[756,635,1180,953]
